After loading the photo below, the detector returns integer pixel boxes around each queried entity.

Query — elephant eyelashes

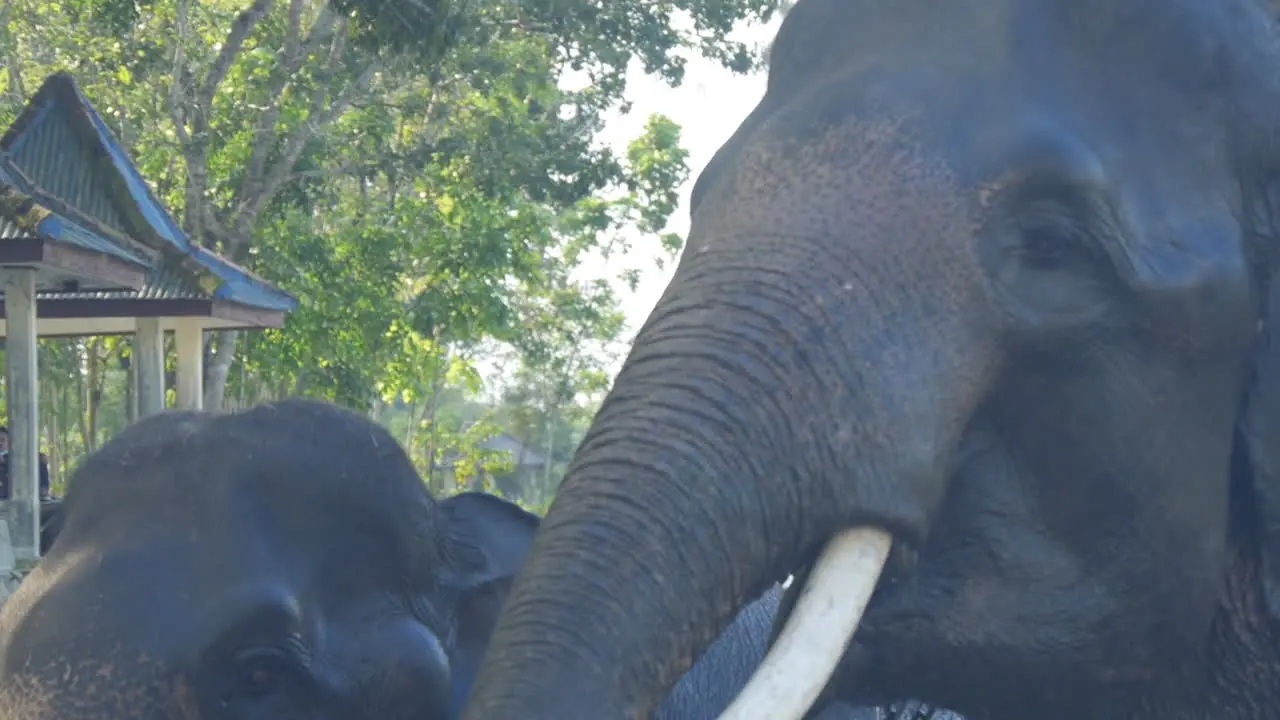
[236,656,283,697]
[1011,201,1095,271]
[223,646,302,703]
[980,189,1120,327]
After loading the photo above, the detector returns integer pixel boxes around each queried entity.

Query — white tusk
[716,527,893,720]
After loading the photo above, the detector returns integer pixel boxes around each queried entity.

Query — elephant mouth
[718,527,894,719]
[807,541,948,711]
[845,543,921,639]
[720,517,942,717]
[775,499,987,712]
[878,545,921,589]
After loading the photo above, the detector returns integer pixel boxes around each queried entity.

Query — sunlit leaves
[329,0,778,88]
[625,113,689,237]
[0,0,762,496]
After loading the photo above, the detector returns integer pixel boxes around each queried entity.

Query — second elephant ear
[436,492,540,712]
[1238,276,1280,617]
[39,499,64,555]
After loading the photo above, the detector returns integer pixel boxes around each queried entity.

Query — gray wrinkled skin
[463,0,1280,718]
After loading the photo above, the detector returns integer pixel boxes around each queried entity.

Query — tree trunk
[124,348,136,423]
[203,329,239,411]
[85,338,102,452]
[39,353,52,488]
[542,402,557,500]
[75,341,89,452]
[54,377,68,491]
[424,361,446,491]
[403,397,418,455]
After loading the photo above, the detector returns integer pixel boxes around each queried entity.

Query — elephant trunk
[465,193,997,718]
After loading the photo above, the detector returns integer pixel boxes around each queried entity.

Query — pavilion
[0,72,298,569]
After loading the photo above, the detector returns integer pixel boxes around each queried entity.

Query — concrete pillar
[2,268,38,563]
[135,317,165,417]
[174,318,203,411]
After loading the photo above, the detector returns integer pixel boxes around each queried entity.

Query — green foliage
[326,0,784,87]
[0,0,771,496]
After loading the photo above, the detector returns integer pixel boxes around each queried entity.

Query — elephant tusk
[716,527,893,720]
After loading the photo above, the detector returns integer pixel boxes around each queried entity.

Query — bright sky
[572,15,784,370]
[479,15,784,391]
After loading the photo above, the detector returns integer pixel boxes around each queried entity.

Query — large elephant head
[463,1,1280,719]
[0,400,539,720]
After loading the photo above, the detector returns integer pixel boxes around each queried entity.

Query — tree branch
[167,0,210,244]
[262,60,380,197]
[196,0,276,127]
[231,28,381,246]
[244,3,337,194]
[172,0,274,248]
[289,160,375,181]
[0,0,25,107]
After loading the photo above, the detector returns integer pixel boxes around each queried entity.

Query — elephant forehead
[689,0,1280,268]
[769,0,1275,101]
[7,532,347,671]
[690,117,977,259]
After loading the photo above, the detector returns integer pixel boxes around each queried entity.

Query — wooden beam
[2,268,39,563]
[174,317,203,411]
[0,305,281,337]
[0,314,247,337]
[135,317,165,417]
[37,242,148,289]
[0,238,148,290]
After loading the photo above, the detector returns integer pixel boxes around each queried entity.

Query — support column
[135,317,165,418]
[174,318,203,411]
[2,269,38,563]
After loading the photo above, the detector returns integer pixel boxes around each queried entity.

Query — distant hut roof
[479,434,547,467]
[440,433,549,470]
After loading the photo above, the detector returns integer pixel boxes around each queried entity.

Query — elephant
[0,398,882,720]
[459,0,1280,719]
[0,399,541,720]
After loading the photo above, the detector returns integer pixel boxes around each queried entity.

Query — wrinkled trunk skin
[465,120,999,717]
[1118,493,1280,720]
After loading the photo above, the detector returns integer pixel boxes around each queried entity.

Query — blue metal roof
[192,246,298,312]
[0,161,148,266]
[78,94,190,252]
[0,73,297,313]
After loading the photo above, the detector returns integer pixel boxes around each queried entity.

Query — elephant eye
[1012,201,1093,270]
[231,647,291,699]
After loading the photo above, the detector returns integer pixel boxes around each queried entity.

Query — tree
[0,0,774,493]
[32,0,783,410]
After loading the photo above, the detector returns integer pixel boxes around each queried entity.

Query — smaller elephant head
[0,399,536,720]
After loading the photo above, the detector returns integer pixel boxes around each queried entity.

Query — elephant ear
[1239,276,1280,617]
[38,499,64,556]
[437,491,539,711]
